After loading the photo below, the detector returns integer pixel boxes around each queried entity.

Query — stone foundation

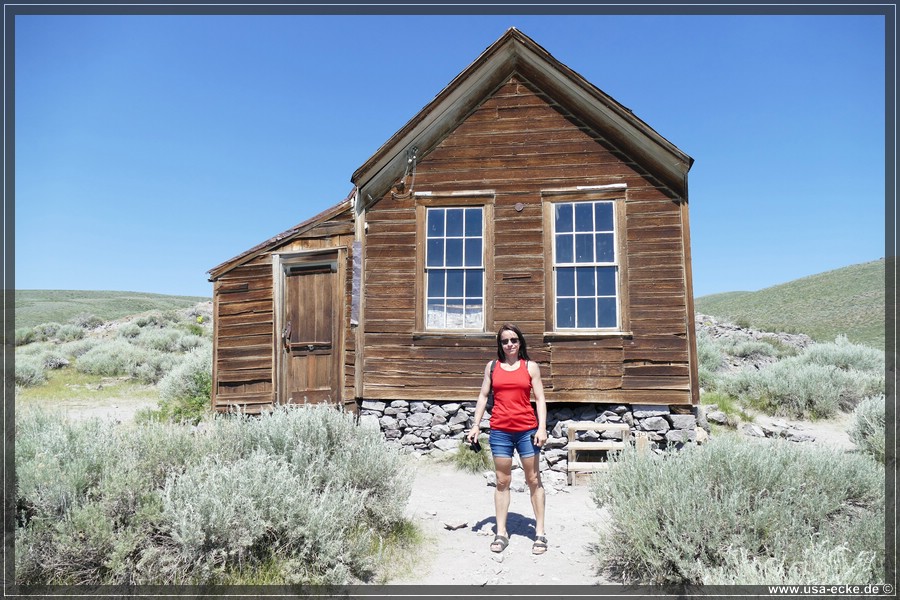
[357,399,702,477]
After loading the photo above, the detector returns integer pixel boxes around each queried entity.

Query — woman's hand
[533,428,548,447]
[466,425,481,444]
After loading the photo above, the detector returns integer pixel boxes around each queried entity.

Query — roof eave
[207,192,354,281]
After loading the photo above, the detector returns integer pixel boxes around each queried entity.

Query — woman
[466,323,549,555]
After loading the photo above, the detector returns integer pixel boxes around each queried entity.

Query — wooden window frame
[414,192,495,336]
[542,187,631,339]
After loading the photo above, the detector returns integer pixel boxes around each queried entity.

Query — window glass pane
[464,238,482,267]
[598,298,617,328]
[596,233,615,263]
[575,233,594,263]
[427,270,445,298]
[595,202,614,231]
[426,299,444,329]
[557,267,575,296]
[574,202,593,232]
[464,300,484,328]
[552,200,619,331]
[598,267,617,296]
[446,300,464,328]
[465,269,483,298]
[555,233,573,263]
[555,203,573,233]
[445,239,463,267]
[425,206,484,331]
[446,208,464,237]
[576,267,596,296]
[427,209,444,237]
[465,208,482,236]
[447,270,464,297]
[556,298,575,328]
[577,298,596,328]
[426,239,444,267]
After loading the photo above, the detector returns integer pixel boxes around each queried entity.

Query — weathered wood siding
[362,76,692,405]
[212,208,357,413]
[212,256,275,413]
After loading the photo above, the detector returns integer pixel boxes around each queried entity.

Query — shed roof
[352,27,693,206]
[207,191,353,281]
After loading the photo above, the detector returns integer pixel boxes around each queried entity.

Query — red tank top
[490,360,538,432]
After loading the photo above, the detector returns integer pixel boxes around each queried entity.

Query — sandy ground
[389,456,612,586]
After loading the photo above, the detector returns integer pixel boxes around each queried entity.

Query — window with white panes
[425,207,484,329]
[552,200,619,329]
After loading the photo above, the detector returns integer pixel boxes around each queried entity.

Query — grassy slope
[695,259,885,349]
[15,290,211,330]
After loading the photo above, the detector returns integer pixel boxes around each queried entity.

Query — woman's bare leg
[493,456,513,542]
[520,454,545,536]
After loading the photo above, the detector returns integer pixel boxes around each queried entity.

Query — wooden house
[207,28,698,420]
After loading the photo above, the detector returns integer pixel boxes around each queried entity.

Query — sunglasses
[500,337,519,345]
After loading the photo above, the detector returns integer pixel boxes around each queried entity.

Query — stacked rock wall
[357,400,702,476]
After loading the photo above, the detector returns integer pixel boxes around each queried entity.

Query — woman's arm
[529,360,548,447]
[466,361,493,444]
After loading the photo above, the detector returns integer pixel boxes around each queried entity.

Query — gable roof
[352,27,693,206]
[207,191,354,281]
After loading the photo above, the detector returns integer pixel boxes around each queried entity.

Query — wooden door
[280,257,340,405]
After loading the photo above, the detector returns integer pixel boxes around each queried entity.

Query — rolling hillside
[695,259,886,349]
[14,290,211,330]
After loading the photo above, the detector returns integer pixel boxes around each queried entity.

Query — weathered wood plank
[429,139,619,161]
[215,287,272,303]
[365,243,417,260]
[550,362,623,377]
[627,240,684,254]
[622,375,691,390]
[627,226,682,242]
[626,213,682,229]
[623,364,690,376]
[550,375,622,390]
[217,314,273,329]
[624,199,681,214]
[364,317,417,332]
[217,344,272,360]
[216,368,272,383]
[550,341,625,357]
[217,334,272,349]
[546,389,691,404]
[218,300,273,316]
[217,355,271,370]
[217,264,272,280]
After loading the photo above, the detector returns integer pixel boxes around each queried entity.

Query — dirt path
[388,457,611,586]
[386,415,855,586]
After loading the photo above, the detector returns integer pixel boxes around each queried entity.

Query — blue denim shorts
[489,428,540,459]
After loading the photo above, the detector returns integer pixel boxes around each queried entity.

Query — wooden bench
[566,421,648,485]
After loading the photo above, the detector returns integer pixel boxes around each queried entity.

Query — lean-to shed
[208,28,698,424]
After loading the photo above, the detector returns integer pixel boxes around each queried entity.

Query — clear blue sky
[14,13,887,298]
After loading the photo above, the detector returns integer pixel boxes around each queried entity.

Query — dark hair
[496,323,530,362]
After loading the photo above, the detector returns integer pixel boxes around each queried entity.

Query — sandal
[490,534,509,553]
[532,535,548,555]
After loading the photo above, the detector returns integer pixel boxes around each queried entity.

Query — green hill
[14,290,211,330]
[695,259,886,349]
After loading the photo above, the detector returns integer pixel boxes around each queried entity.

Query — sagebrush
[848,395,886,463]
[15,405,414,585]
[590,434,884,585]
[705,334,884,419]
